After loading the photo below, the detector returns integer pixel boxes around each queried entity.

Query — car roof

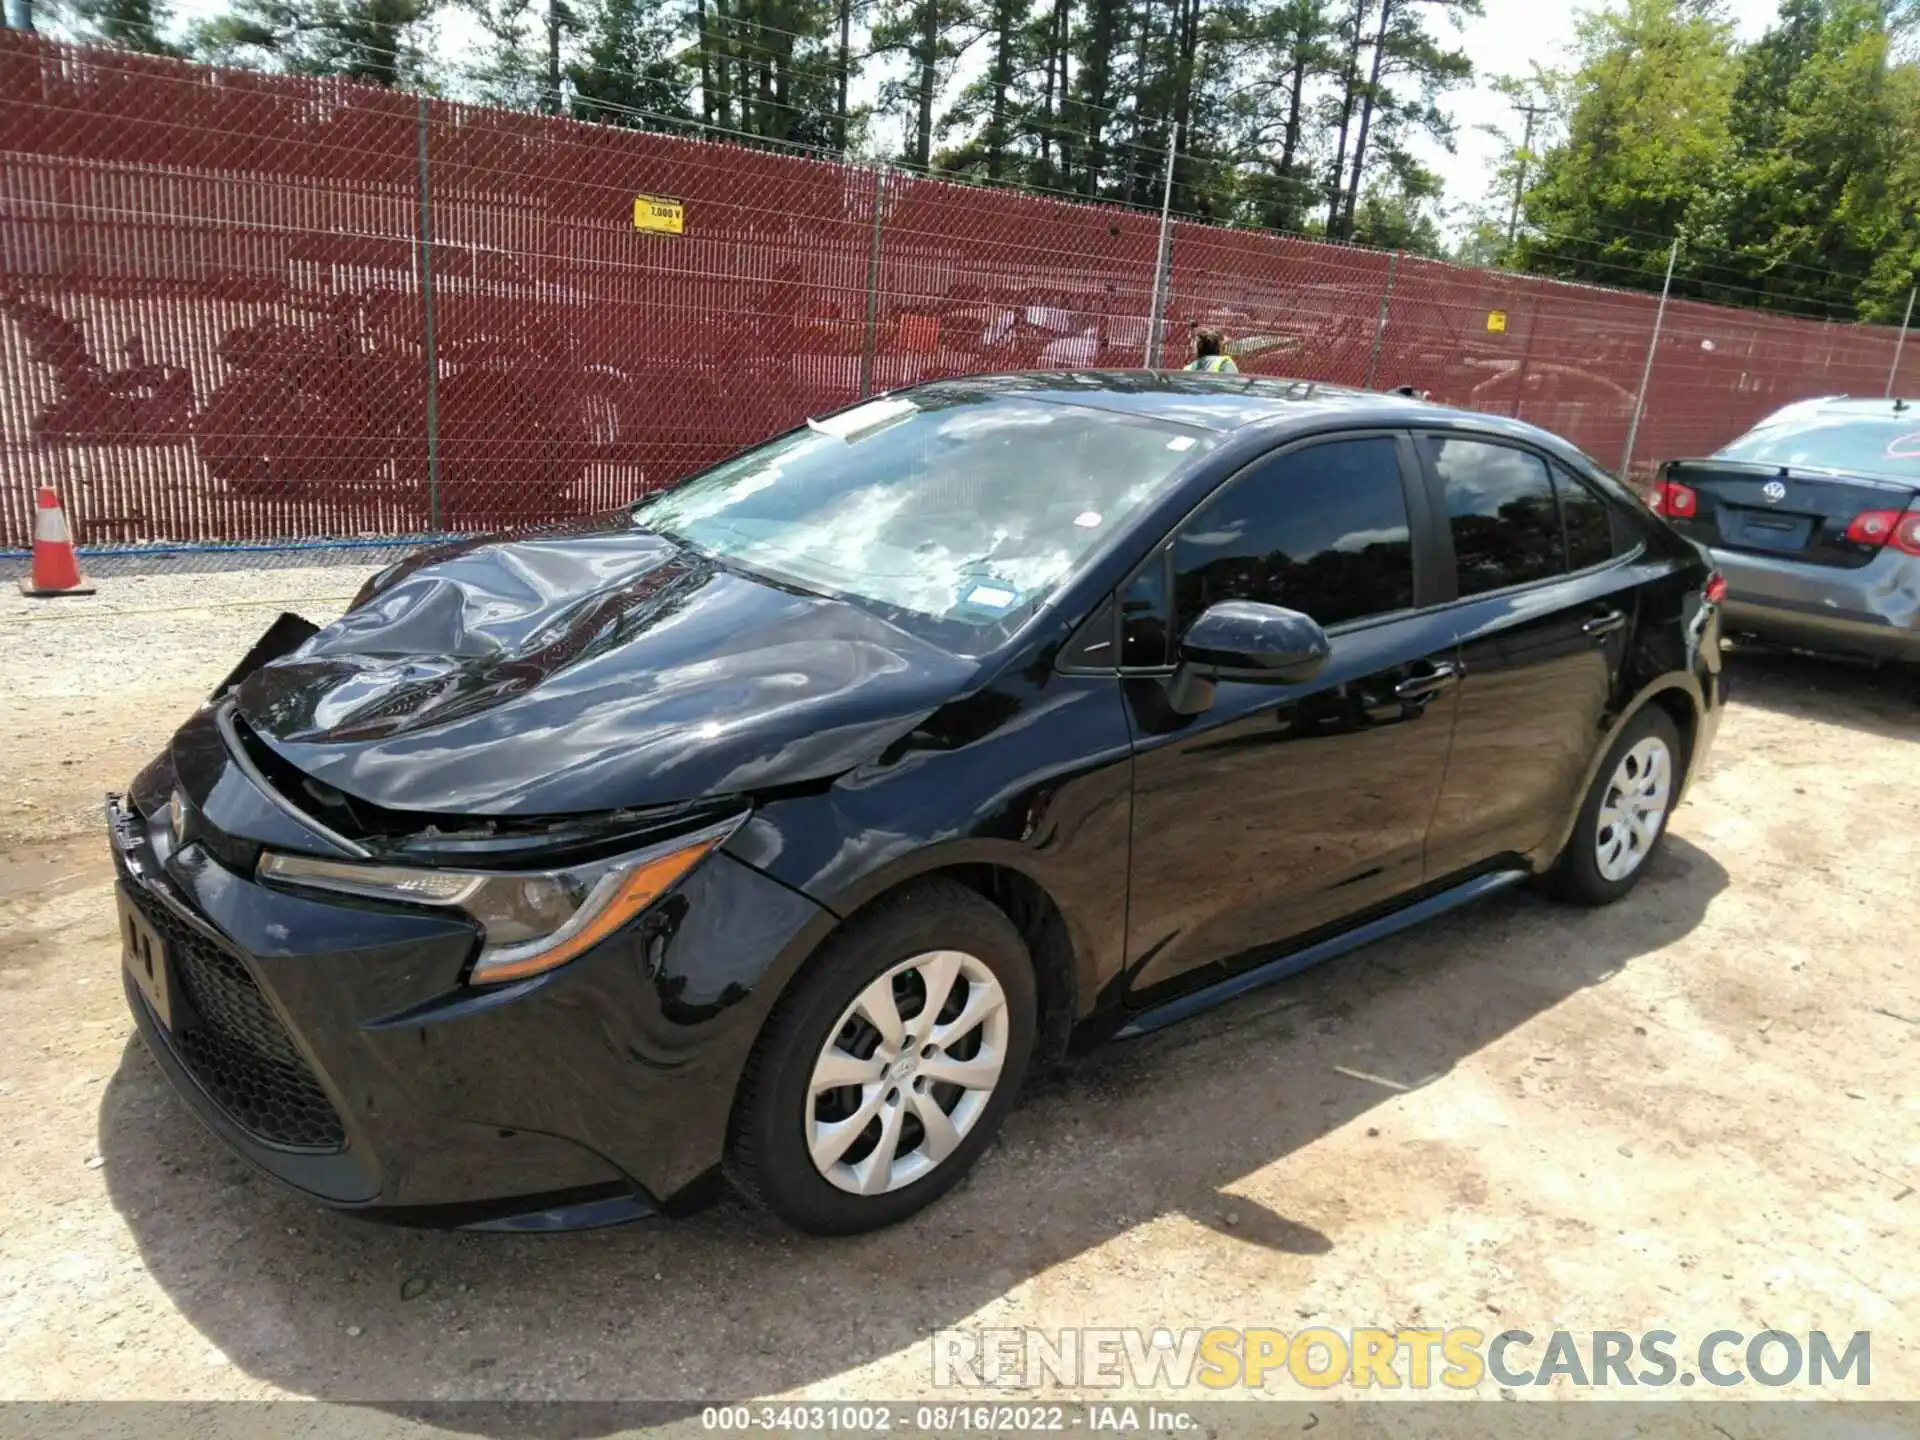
[903,370,1468,434]
[1751,395,1920,427]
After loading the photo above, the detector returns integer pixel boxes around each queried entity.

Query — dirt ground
[0,568,1916,1420]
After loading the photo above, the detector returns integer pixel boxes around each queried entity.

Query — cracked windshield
[631,387,1218,643]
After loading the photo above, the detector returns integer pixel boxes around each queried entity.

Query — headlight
[258,819,739,985]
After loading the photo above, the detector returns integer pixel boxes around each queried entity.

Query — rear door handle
[1582,609,1627,638]
[1394,661,1460,702]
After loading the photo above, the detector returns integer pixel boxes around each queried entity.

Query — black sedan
[110,373,1724,1236]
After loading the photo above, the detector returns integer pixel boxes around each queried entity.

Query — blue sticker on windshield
[964,583,1019,610]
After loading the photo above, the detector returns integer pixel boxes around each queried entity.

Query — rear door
[1417,432,1642,877]
[1658,460,1916,572]
[1119,432,1461,1006]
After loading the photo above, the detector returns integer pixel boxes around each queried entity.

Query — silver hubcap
[807,951,1009,1196]
[1595,736,1672,882]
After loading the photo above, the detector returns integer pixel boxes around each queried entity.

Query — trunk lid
[1659,459,1916,570]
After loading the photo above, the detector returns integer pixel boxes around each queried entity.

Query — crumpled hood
[235,523,977,816]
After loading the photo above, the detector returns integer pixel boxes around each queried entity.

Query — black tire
[726,880,1037,1235]
[1546,705,1684,907]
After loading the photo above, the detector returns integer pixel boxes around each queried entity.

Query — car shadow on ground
[1720,645,1918,741]
[97,837,1728,1430]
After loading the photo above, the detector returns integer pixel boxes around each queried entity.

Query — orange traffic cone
[18,486,95,598]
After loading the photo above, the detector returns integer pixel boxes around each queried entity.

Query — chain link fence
[6,32,1919,572]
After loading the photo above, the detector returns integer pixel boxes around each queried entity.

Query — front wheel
[726,881,1036,1234]
[1546,706,1683,906]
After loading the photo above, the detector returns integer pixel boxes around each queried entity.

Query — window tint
[1061,596,1117,669]
[1120,559,1170,668]
[1554,465,1617,570]
[1427,437,1565,596]
[1171,437,1414,632]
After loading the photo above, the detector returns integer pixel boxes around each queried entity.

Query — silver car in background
[1651,396,1920,666]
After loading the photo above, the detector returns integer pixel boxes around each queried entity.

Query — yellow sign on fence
[633,196,685,234]
[1487,309,1509,333]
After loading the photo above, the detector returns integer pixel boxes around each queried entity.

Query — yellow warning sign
[633,195,684,234]
[1487,309,1509,333]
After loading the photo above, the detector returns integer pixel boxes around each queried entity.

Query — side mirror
[1166,601,1331,714]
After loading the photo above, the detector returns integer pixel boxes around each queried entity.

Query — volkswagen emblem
[1761,480,1787,503]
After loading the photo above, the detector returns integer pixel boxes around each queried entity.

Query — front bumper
[109,710,830,1227]
[1712,545,1920,662]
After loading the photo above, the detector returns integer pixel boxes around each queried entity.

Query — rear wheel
[1546,706,1682,906]
[726,881,1036,1234]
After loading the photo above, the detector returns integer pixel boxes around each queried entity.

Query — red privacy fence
[4,32,1918,553]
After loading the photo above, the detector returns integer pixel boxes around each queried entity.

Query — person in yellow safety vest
[1184,326,1238,373]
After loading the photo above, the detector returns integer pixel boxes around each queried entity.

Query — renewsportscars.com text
[931,1326,1871,1391]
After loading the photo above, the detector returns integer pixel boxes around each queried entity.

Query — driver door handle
[1582,609,1627,638]
[1394,661,1460,702]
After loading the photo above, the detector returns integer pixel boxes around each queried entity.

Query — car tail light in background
[1651,479,1698,518]
[1845,509,1899,544]
[1892,512,1920,556]
[1704,572,1727,605]
[1844,508,1920,555]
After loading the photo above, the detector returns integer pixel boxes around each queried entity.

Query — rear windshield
[1716,414,1920,480]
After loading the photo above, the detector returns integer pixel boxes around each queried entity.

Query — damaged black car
[110,373,1723,1235]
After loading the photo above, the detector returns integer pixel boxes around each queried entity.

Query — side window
[1060,595,1116,669]
[1119,560,1170,669]
[1554,463,1627,569]
[1170,436,1415,632]
[1426,436,1565,596]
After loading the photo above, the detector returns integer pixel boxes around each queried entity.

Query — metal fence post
[1144,122,1179,368]
[859,164,886,399]
[1363,251,1399,390]
[1511,296,1540,421]
[1620,236,1679,479]
[416,94,442,531]
[1887,287,1916,399]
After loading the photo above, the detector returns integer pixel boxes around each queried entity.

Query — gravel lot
[1,567,1916,1420]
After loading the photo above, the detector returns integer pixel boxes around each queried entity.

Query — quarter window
[1426,437,1565,596]
[1119,560,1171,668]
[1169,436,1415,632]
[1555,464,1624,569]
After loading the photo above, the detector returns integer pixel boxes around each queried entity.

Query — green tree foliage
[569,0,692,128]
[192,0,439,85]
[1691,0,1917,314]
[119,0,1486,228]
[1323,0,1478,242]
[1347,155,1444,253]
[70,0,180,51]
[1511,0,1920,320]
[1509,0,1738,288]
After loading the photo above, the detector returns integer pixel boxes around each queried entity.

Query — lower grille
[129,888,347,1152]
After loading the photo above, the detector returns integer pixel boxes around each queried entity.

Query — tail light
[1845,509,1900,544]
[1703,572,1727,605]
[1650,479,1698,518]
[1845,508,1920,555]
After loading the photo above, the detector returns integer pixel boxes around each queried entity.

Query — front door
[1121,433,1461,1007]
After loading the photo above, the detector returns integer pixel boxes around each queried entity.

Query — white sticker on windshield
[1166,435,1196,451]
[964,583,1018,610]
[1074,511,1102,528]
[806,397,919,441]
